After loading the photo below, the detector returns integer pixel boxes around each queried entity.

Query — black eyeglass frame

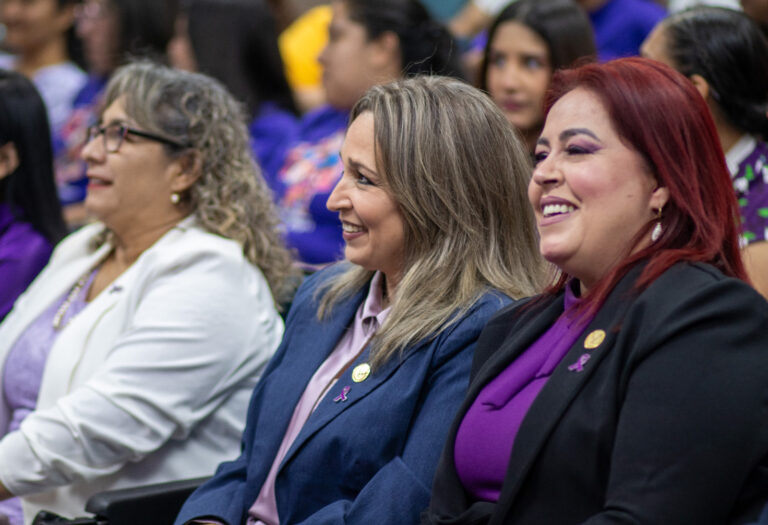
[85,124,191,153]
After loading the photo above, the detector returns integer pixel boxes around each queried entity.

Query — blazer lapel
[469,298,566,399]
[491,269,643,521]
[279,336,426,470]
[280,286,365,405]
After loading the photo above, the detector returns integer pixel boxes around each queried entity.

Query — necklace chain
[52,272,92,331]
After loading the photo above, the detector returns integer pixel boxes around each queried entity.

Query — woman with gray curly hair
[0,61,297,524]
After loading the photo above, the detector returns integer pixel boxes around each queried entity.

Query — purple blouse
[454,284,593,502]
[0,204,52,322]
[0,268,96,525]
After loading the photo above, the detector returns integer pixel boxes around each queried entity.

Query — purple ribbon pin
[333,386,351,402]
[568,353,591,372]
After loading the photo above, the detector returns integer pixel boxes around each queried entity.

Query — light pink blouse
[246,272,391,525]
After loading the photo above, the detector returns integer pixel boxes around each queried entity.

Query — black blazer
[424,262,768,525]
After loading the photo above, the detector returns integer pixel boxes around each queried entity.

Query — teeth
[542,204,576,217]
[342,223,364,233]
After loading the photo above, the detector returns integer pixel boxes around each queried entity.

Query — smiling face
[529,88,669,291]
[80,97,188,236]
[486,20,552,147]
[326,111,406,289]
[0,0,74,55]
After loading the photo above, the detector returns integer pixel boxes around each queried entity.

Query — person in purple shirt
[641,7,768,298]
[0,70,67,323]
[263,0,465,268]
[55,0,179,221]
[424,58,768,524]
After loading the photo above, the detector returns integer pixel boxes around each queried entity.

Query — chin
[539,243,571,268]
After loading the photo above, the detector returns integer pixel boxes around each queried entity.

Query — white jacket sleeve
[0,239,283,495]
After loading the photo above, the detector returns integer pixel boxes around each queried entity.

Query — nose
[80,130,106,163]
[498,62,524,92]
[326,172,350,212]
[531,156,561,188]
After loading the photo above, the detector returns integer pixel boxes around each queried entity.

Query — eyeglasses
[85,124,190,153]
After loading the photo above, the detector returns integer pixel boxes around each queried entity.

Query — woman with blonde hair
[0,61,295,524]
[176,75,543,525]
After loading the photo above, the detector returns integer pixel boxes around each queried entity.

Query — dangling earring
[651,206,663,242]
[170,192,180,204]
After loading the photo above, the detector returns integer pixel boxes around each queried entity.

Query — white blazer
[0,218,284,521]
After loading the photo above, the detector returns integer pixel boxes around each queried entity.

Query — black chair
[32,477,208,525]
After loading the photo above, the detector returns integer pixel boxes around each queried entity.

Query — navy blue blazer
[176,266,512,525]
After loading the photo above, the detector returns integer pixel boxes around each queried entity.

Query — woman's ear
[689,74,710,101]
[0,143,20,180]
[369,30,401,72]
[169,150,203,193]
[650,185,670,213]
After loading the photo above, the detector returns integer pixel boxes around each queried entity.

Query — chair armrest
[84,477,209,525]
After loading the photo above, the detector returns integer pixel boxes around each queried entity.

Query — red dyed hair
[543,57,747,307]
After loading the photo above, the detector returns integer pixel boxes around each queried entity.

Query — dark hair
[56,0,86,70]
[185,0,297,116]
[0,70,67,245]
[112,0,178,65]
[343,0,465,79]
[544,58,746,309]
[479,0,596,90]
[661,7,768,140]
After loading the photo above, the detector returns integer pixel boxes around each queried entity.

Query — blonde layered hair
[319,76,544,367]
[101,61,297,305]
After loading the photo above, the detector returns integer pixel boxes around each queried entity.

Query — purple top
[0,268,96,525]
[261,105,349,266]
[246,272,391,525]
[249,102,299,181]
[726,135,768,245]
[54,75,107,206]
[0,204,52,321]
[589,0,666,61]
[454,284,592,502]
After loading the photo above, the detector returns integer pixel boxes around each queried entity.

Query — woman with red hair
[423,57,768,524]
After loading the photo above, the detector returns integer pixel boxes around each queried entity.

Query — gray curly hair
[102,60,298,305]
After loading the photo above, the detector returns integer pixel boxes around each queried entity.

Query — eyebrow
[348,158,378,178]
[99,117,131,127]
[560,128,599,141]
[339,153,379,178]
[536,128,600,147]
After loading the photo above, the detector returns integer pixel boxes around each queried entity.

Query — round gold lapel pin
[351,363,371,383]
[584,329,606,349]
